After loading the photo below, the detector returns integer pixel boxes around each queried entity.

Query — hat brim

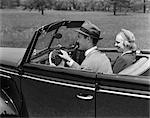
[75,29,103,40]
[75,29,89,37]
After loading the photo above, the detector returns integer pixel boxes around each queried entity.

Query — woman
[112,29,137,73]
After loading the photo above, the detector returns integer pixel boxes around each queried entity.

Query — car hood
[0,47,26,67]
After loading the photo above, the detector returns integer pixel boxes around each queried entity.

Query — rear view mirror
[54,33,62,39]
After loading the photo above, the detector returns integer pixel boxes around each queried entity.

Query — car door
[0,68,29,117]
[21,63,96,117]
[96,74,150,118]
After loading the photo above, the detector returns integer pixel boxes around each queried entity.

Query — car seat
[118,55,150,76]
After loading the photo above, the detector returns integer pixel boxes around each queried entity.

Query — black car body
[0,20,150,117]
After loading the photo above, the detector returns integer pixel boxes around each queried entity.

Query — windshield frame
[29,21,85,61]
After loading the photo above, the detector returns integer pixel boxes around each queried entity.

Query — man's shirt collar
[85,46,97,57]
[121,50,132,56]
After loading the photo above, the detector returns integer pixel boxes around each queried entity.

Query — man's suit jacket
[112,53,136,73]
[71,50,113,74]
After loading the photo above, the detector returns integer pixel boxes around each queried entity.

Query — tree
[143,0,146,13]
[0,0,20,8]
[111,0,117,15]
[102,0,112,11]
[69,0,78,10]
[110,0,131,15]
[129,0,149,13]
[24,0,53,15]
[36,0,47,15]
[53,0,71,10]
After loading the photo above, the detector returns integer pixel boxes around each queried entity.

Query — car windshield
[34,26,78,53]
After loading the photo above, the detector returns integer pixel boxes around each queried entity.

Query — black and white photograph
[0,0,150,117]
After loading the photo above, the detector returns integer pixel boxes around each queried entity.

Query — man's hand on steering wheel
[59,50,74,66]
[59,50,71,61]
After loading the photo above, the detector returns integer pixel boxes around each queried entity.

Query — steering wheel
[49,49,64,66]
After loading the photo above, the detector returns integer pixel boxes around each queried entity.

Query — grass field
[0,9,150,49]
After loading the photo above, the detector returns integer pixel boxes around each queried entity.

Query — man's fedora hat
[76,21,103,40]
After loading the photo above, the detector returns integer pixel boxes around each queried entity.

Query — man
[59,21,112,74]
[112,29,137,73]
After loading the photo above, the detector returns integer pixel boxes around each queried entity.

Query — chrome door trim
[0,74,11,78]
[1,68,150,99]
[0,68,95,91]
[22,74,150,99]
[97,86,150,99]
[0,69,19,76]
[22,74,95,91]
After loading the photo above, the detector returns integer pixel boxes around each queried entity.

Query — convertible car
[0,20,150,117]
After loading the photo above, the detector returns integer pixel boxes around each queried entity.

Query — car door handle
[76,93,94,100]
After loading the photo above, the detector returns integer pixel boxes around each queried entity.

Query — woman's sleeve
[113,57,127,73]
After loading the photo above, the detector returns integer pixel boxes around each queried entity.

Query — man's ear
[88,37,93,44]
[86,37,90,44]
[87,37,91,42]
[87,37,90,40]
